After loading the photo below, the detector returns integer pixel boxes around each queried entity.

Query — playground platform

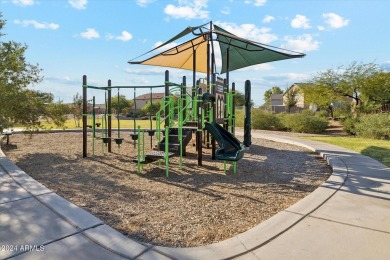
[1,131,389,259]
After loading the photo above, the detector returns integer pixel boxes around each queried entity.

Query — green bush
[251,109,284,130]
[315,110,329,119]
[341,117,358,135]
[354,113,390,139]
[279,110,328,134]
[235,109,244,127]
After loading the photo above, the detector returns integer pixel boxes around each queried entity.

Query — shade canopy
[132,35,210,73]
[129,23,305,75]
[214,25,305,74]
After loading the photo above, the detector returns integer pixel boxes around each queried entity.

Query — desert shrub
[251,109,284,130]
[315,110,329,119]
[279,110,328,134]
[354,113,390,139]
[235,109,244,127]
[341,116,358,135]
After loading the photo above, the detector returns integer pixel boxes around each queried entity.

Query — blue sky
[2,0,389,106]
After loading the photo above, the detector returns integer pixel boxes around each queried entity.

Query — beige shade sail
[130,35,210,73]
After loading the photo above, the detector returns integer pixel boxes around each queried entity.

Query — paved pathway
[1,131,389,259]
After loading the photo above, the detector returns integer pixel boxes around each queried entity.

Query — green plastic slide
[204,122,245,161]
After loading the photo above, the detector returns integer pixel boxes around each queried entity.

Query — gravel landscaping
[2,131,331,247]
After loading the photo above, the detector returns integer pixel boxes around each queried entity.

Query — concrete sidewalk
[1,132,389,259]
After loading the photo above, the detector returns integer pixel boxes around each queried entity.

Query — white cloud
[80,28,99,39]
[221,6,230,15]
[68,0,87,10]
[164,0,209,20]
[239,63,274,72]
[14,19,60,30]
[136,0,155,7]
[317,26,325,31]
[12,0,34,6]
[262,15,275,24]
[45,75,79,85]
[153,41,180,52]
[245,0,267,6]
[322,13,350,29]
[291,14,311,29]
[115,31,133,41]
[282,34,320,52]
[216,21,277,44]
[124,67,165,75]
[381,61,390,71]
[263,72,311,82]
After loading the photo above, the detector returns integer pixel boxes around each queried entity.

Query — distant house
[133,92,165,111]
[283,83,310,109]
[270,94,285,113]
[269,83,311,113]
[82,103,105,114]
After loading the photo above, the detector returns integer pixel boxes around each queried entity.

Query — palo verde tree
[362,71,390,112]
[311,61,381,115]
[0,13,45,130]
[300,83,341,118]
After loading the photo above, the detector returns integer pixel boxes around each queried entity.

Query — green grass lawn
[303,136,390,167]
[40,118,163,130]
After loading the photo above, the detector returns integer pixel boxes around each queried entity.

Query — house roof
[283,83,313,96]
[135,93,165,100]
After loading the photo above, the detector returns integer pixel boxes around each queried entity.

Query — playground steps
[158,128,192,155]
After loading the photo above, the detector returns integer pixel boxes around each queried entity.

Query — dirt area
[324,119,347,136]
[2,131,331,247]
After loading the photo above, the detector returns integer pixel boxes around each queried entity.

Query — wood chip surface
[3,131,331,247]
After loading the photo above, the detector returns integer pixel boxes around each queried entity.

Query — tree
[263,86,283,106]
[71,93,83,127]
[234,90,254,107]
[0,13,43,129]
[284,88,299,113]
[44,100,68,129]
[110,94,133,115]
[362,72,390,112]
[300,83,340,118]
[311,61,381,115]
[141,101,161,116]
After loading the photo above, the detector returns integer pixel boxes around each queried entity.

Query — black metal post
[192,49,196,115]
[82,75,87,158]
[197,85,202,166]
[182,76,186,121]
[244,80,252,148]
[107,80,112,153]
[211,73,216,160]
[225,47,230,130]
[165,70,170,128]
[149,87,152,129]
[232,82,235,135]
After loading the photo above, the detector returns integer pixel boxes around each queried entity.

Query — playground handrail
[156,98,174,141]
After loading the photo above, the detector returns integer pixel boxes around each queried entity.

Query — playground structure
[82,21,304,176]
[82,70,251,177]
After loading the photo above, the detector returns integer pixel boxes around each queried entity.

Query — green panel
[214,25,305,74]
